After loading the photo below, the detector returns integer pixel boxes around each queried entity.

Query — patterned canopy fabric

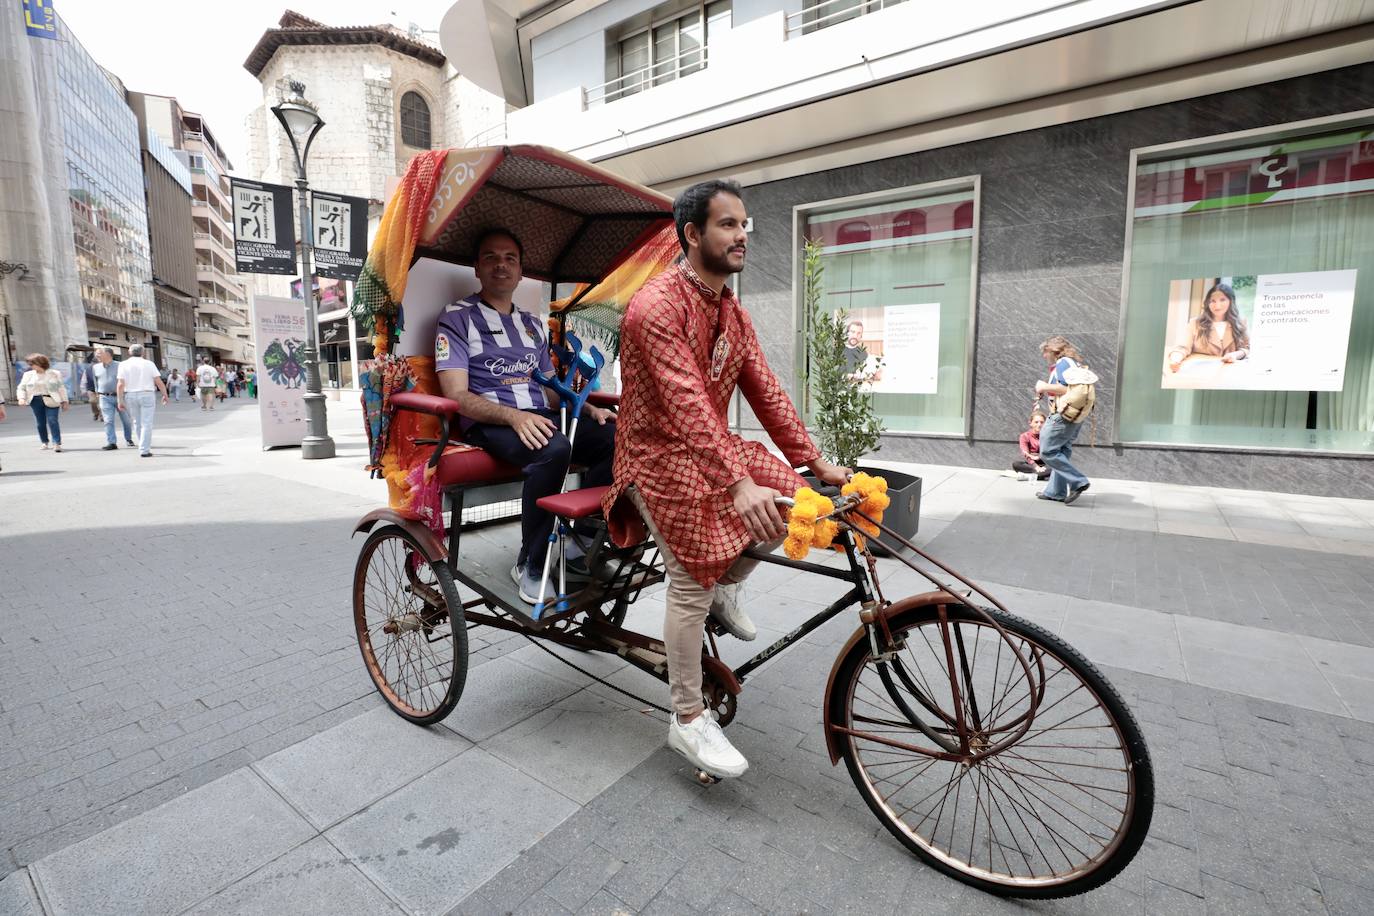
[352,145,673,355]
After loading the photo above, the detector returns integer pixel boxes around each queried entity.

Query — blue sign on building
[23,0,58,40]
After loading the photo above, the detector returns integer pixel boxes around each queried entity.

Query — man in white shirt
[116,344,169,457]
[225,367,238,398]
[195,360,219,411]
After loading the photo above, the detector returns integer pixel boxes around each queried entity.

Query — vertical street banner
[251,295,308,449]
[230,178,297,275]
[23,0,57,39]
[311,191,369,281]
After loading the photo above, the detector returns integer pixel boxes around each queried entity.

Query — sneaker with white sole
[709,581,757,641]
[668,711,748,778]
[510,563,555,605]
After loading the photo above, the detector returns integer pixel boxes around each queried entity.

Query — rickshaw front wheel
[828,603,1153,898]
[353,525,468,725]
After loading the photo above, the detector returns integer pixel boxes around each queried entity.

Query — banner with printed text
[251,295,308,448]
[231,178,296,275]
[310,190,368,281]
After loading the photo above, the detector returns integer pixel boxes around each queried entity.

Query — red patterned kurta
[602,260,820,588]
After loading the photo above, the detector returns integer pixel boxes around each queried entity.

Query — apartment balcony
[197,263,244,296]
[193,231,235,262]
[195,326,239,354]
[196,298,245,327]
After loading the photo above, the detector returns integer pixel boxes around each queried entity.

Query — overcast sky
[56,1,445,170]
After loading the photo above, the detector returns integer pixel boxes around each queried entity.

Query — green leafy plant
[802,238,883,468]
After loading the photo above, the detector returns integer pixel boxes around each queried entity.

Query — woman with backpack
[1034,336,1096,505]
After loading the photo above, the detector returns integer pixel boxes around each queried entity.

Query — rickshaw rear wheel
[353,525,468,725]
[828,603,1152,898]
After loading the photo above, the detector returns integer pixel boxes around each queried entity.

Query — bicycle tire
[828,602,1153,898]
[353,525,468,725]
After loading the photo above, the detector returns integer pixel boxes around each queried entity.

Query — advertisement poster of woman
[1160,270,1356,391]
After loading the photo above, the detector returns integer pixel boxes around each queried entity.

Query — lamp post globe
[271,80,335,459]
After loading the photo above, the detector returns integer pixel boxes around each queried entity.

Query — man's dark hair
[474,227,524,264]
[673,179,743,255]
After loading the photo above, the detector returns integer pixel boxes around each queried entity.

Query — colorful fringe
[549,225,681,361]
[351,150,450,355]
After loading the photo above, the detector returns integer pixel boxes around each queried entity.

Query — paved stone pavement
[3,406,1374,914]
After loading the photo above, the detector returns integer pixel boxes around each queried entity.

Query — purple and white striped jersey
[434,294,554,428]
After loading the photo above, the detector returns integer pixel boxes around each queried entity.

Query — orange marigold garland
[783,473,890,559]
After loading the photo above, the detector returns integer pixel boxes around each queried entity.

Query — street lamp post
[272,80,336,459]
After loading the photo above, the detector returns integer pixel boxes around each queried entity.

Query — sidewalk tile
[505,642,629,688]
[0,870,39,916]
[1323,673,1374,724]
[254,705,471,829]
[184,837,402,915]
[438,655,582,743]
[29,768,313,916]
[1176,617,1307,663]
[1177,645,1347,717]
[486,695,664,804]
[326,747,578,916]
[1061,620,1186,681]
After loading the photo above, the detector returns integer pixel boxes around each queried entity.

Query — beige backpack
[1054,363,1099,424]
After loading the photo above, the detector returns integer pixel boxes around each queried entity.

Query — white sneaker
[709,581,756,641]
[668,712,748,778]
[510,563,553,605]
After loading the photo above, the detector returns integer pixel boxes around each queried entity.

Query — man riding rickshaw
[349,145,1154,899]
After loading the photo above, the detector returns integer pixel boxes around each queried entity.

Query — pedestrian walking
[0,397,7,473]
[195,359,219,410]
[1034,336,1097,505]
[86,347,135,450]
[186,370,196,401]
[16,353,70,451]
[225,367,238,398]
[82,355,102,421]
[116,343,169,458]
[168,368,182,402]
[245,368,257,399]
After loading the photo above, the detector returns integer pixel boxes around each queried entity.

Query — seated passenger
[435,228,617,604]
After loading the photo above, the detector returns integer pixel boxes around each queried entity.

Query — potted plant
[801,238,922,555]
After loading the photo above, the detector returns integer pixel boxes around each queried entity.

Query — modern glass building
[54,15,155,347]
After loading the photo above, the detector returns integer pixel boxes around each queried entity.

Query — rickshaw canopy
[412,145,674,284]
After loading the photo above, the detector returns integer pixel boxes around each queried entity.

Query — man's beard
[700,244,742,277]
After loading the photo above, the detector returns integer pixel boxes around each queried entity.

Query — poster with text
[842,303,941,394]
[231,179,296,275]
[311,190,368,281]
[1160,270,1356,391]
[251,295,308,448]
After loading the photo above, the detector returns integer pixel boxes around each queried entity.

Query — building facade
[1,8,157,401]
[443,0,1374,497]
[242,11,494,393]
[57,30,156,358]
[128,93,198,374]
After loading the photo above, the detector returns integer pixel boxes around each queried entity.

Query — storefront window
[1117,120,1374,452]
[798,181,977,435]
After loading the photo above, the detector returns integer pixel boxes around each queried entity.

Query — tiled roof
[244,10,445,77]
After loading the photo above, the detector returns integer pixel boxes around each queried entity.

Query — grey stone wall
[741,62,1374,498]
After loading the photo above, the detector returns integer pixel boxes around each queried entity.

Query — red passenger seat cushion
[390,391,462,417]
[536,486,611,519]
[435,444,523,488]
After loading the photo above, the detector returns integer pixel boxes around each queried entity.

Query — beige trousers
[628,488,778,717]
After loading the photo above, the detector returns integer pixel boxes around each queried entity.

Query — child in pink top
[1013,411,1050,480]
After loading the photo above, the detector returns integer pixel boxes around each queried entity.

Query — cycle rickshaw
[349,146,1153,899]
